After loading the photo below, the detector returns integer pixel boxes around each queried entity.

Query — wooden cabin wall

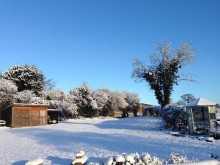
[2,104,48,128]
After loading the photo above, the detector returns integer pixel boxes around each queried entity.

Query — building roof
[185,98,217,107]
[47,109,61,112]
[140,103,154,107]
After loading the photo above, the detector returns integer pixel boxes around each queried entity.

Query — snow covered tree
[92,88,110,116]
[0,78,17,116]
[2,64,45,96]
[109,91,129,117]
[13,90,36,104]
[64,94,78,117]
[132,42,195,108]
[93,89,140,117]
[70,83,98,117]
[41,89,66,101]
[177,94,195,106]
[41,89,78,118]
[125,92,140,116]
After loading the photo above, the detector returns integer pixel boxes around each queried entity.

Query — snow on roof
[185,98,217,107]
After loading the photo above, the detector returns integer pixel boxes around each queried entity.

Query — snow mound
[125,155,135,164]
[25,158,43,165]
[76,151,86,158]
[104,157,114,165]
[115,155,125,162]
[72,151,88,165]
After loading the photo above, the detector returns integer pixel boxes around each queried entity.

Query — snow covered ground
[0,116,219,165]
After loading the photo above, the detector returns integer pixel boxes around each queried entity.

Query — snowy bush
[134,152,162,165]
[103,152,199,165]
[163,106,188,131]
[210,128,220,140]
[165,153,198,164]
[13,90,36,104]
[104,152,162,165]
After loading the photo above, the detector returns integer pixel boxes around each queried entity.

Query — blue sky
[0,0,220,105]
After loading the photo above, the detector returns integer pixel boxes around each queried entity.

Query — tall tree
[2,64,45,96]
[132,42,195,108]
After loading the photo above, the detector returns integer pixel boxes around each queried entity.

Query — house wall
[187,108,193,132]
[187,105,217,134]
[208,106,217,128]
[217,106,220,120]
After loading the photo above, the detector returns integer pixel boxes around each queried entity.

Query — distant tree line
[0,64,140,119]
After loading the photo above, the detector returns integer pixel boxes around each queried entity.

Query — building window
[210,113,216,119]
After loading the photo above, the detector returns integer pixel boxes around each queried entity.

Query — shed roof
[47,109,61,112]
[185,98,216,107]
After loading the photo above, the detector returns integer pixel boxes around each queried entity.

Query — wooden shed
[2,103,48,128]
[186,98,217,134]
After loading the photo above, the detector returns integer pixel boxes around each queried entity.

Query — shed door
[40,110,47,125]
[13,107,30,127]
[31,109,40,126]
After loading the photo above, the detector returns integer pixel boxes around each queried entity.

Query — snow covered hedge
[163,106,188,131]
[88,152,199,165]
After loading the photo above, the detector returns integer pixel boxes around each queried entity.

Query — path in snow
[0,117,219,164]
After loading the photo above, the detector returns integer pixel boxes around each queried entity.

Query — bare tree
[132,42,195,108]
[177,94,196,106]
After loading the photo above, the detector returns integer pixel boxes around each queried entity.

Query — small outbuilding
[186,98,217,134]
[47,109,62,124]
[2,103,48,128]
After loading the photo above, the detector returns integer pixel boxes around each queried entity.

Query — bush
[211,129,220,139]
[163,106,188,131]
[166,153,198,164]
[103,152,198,165]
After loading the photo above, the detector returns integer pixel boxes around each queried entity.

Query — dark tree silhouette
[132,42,195,108]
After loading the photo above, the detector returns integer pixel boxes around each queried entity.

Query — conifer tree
[2,64,45,96]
